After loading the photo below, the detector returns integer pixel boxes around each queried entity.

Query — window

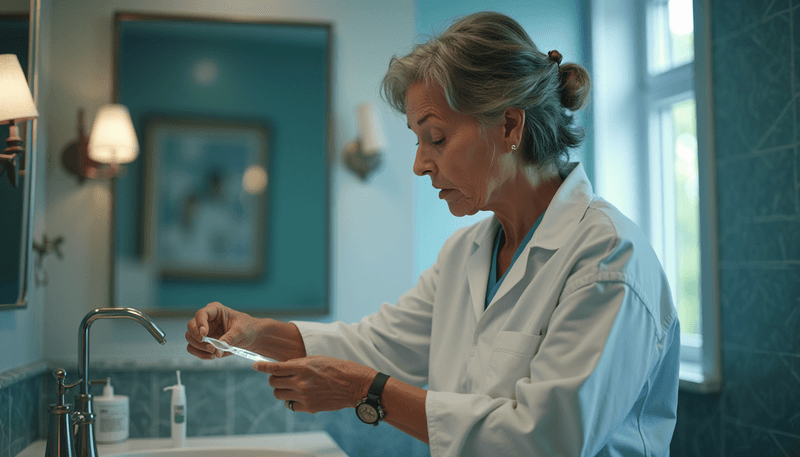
[592,0,720,392]
[643,0,720,391]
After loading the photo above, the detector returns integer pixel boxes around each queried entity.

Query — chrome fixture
[45,368,82,457]
[73,308,166,457]
[32,233,65,286]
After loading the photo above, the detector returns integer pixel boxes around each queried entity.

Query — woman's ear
[503,107,525,150]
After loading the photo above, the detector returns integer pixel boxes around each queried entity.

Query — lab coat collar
[469,162,594,253]
[531,162,594,250]
[467,162,594,318]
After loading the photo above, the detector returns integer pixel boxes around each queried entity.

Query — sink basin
[17,431,346,457]
[107,448,314,457]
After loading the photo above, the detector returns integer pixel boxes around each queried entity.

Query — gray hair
[381,11,591,174]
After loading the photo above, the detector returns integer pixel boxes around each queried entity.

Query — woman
[185,11,679,456]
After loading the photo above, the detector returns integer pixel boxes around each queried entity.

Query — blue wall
[115,19,330,314]
[670,0,800,455]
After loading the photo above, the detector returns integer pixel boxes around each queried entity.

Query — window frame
[687,0,721,392]
[642,0,721,393]
[591,0,721,393]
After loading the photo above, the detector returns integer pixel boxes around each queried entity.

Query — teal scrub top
[486,212,544,309]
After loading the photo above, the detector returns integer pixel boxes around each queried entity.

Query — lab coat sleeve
[292,258,438,388]
[427,273,673,457]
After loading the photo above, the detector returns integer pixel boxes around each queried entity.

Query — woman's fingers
[267,373,298,390]
[186,343,216,360]
[184,330,214,354]
[273,389,305,413]
[253,357,372,413]
[186,302,231,358]
[192,302,226,338]
[186,318,202,342]
[253,361,300,376]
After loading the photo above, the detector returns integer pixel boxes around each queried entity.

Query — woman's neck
[490,163,562,253]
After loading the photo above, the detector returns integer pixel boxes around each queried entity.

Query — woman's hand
[253,356,376,413]
[185,302,262,359]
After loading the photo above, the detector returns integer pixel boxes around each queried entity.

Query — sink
[15,431,346,457]
[107,448,315,457]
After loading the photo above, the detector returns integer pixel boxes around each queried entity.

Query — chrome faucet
[73,308,167,457]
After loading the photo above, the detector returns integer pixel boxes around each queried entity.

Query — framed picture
[143,118,269,279]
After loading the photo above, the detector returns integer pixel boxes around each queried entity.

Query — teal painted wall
[115,20,330,313]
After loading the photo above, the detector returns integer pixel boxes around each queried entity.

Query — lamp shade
[88,104,139,164]
[356,103,387,155]
[0,54,38,124]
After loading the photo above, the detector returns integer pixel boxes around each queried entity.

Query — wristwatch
[355,372,389,426]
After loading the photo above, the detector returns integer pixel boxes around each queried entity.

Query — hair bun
[558,63,591,111]
[548,50,563,65]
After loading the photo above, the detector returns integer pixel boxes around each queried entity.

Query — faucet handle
[52,368,83,407]
[86,378,111,397]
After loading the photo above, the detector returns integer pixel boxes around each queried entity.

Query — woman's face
[406,80,510,217]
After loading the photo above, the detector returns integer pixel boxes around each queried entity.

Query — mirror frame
[110,12,334,317]
[0,0,40,310]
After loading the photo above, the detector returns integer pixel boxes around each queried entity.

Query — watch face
[357,403,379,423]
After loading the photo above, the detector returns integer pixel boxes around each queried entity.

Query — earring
[510,144,517,151]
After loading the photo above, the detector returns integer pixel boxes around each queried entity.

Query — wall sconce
[0,54,38,188]
[61,104,139,182]
[343,103,387,181]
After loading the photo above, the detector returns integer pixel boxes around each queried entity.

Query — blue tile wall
[712,0,792,40]
[8,366,438,457]
[724,421,800,457]
[29,367,429,457]
[8,376,40,456]
[670,0,800,455]
[720,266,800,353]
[0,374,41,457]
[712,12,792,160]
[721,349,800,436]
[0,388,9,457]
[671,391,722,456]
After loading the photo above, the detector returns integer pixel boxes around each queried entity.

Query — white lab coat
[294,163,680,456]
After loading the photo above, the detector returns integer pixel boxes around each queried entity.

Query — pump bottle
[163,370,186,448]
[94,377,129,444]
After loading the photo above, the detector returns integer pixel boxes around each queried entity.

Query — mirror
[0,0,39,310]
[112,13,332,317]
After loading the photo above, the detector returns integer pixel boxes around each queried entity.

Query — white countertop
[16,431,348,457]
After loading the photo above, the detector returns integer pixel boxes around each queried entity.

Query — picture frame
[143,118,269,280]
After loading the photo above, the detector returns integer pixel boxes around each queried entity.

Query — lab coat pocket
[484,331,543,398]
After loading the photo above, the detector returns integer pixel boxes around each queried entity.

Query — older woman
[185,11,679,456]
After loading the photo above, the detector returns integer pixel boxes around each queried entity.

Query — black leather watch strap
[367,372,390,402]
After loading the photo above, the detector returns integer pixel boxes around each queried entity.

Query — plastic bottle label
[173,404,185,424]
[95,398,129,443]
[97,403,128,432]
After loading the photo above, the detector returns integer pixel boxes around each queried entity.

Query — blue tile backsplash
[0,364,429,457]
[670,0,800,455]
[0,385,11,456]
[0,367,44,457]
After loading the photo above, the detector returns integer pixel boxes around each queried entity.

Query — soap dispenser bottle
[163,370,187,448]
[94,377,129,444]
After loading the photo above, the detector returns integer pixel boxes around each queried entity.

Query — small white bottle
[94,377,129,444]
[163,370,186,448]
